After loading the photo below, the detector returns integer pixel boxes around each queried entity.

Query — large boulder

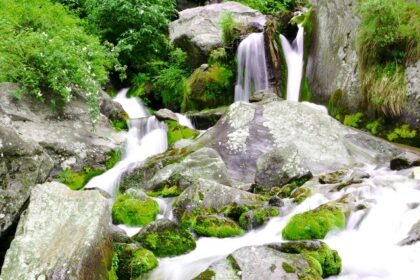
[0,182,112,280]
[0,119,54,243]
[401,60,420,129]
[0,83,124,175]
[169,1,265,67]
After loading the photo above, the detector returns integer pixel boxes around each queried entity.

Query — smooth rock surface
[169,2,265,67]
[0,182,112,280]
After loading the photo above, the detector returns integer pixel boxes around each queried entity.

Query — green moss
[105,149,122,169]
[291,187,312,204]
[282,262,296,273]
[135,227,196,257]
[239,207,280,229]
[58,166,104,190]
[299,77,312,102]
[112,244,158,279]
[365,119,384,135]
[192,215,244,238]
[282,204,346,240]
[166,120,199,146]
[112,194,160,226]
[222,204,250,221]
[147,185,182,198]
[327,89,345,117]
[111,119,128,131]
[193,269,216,280]
[227,254,241,273]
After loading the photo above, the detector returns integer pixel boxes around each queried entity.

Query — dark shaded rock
[390,151,420,170]
[186,107,227,130]
[250,90,280,104]
[268,196,284,207]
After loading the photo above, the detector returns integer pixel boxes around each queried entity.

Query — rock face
[307,0,362,112]
[0,83,124,175]
[0,119,54,243]
[0,182,112,280]
[186,106,227,130]
[401,60,420,129]
[169,2,265,67]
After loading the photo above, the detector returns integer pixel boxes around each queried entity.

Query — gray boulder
[173,179,263,219]
[186,106,227,130]
[400,220,420,246]
[0,182,112,280]
[401,60,420,129]
[250,90,281,104]
[0,120,54,240]
[154,108,179,122]
[169,1,265,67]
[255,146,312,190]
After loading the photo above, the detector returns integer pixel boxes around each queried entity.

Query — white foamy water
[146,166,420,280]
[280,25,304,102]
[84,89,168,196]
[234,33,270,102]
[175,113,194,129]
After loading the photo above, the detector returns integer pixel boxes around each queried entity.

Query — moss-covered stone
[166,120,199,146]
[192,215,244,238]
[291,187,312,204]
[112,194,160,226]
[193,269,216,280]
[282,204,346,240]
[222,204,250,221]
[133,219,196,257]
[112,243,158,279]
[282,262,296,273]
[239,207,280,230]
[147,185,183,198]
[277,241,342,278]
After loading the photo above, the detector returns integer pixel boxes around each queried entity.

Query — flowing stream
[147,165,420,280]
[280,25,305,102]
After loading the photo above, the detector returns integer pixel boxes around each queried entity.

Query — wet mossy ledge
[58,149,122,190]
[165,119,199,147]
[112,194,160,227]
[192,215,244,238]
[108,243,158,280]
[282,204,346,240]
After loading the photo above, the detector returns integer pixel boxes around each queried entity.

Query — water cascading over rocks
[234,33,270,102]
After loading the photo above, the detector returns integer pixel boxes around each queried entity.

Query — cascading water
[234,33,270,102]
[280,25,304,102]
[146,165,420,280]
[84,89,168,196]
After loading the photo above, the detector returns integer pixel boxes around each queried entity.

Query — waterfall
[84,89,168,196]
[280,25,304,102]
[234,33,270,102]
[175,113,194,129]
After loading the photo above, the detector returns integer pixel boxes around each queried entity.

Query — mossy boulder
[282,204,346,240]
[112,194,160,227]
[290,187,312,204]
[166,120,199,147]
[192,215,244,238]
[112,243,158,279]
[276,240,342,278]
[239,207,280,230]
[182,64,234,112]
[133,219,196,257]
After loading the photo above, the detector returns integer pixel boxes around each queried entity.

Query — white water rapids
[147,165,420,280]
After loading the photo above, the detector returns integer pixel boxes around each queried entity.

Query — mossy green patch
[193,269,216,280]
[192,215,244,238]
[222,204,250,221]
[112,194,160,226]
[135,226,196,257]
[239,207,280,229]
[58,166,104,190]
[291,187,312,204]
[147,185,182,198]
[282,204,346,240]
[105,149,122,169]
[282,262,296,273]
[166,120,199,146]
[111,119,128,132]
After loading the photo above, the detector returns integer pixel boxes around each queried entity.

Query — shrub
[387,124,417,142]
[232,0,307,16]
[365,119,384,135]
[343,113,364,128]
[0,0,115,123]
[220,13,241,46]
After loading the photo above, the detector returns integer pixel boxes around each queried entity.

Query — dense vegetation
[357,0,420,116]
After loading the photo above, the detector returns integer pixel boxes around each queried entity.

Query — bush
[387,124,417,142]
[0,0,115,123]
[84,0,176,74]
[357,0,420,116]
[220,13,241,46]
[232,0,306,15]
[343,112,364,128]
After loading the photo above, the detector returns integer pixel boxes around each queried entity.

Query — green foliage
[58,166,104,190]
[192,215,244,238]
[357,0,420,116]
[53,0,87,17]
[223,204,250,221]
[111,119,128,131]
[134,227,196,257]
[0,0,115,123]
[112,194,160,226]
[220,13,241,46]
[299,77,312,102]
[232,0,306,16]
[282,204,346,240]
[387,124,417,142]
[365,119,384,135]
[343,112,364,128]
[105,149,122,169]
[166,120,199,146]
[84,0,176,74]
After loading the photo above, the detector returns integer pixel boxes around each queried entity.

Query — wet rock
[146,147,232,192]
[238,207,280,230]
[169,2,265,67]
[268,196,284,207]
[132,219,196,257]
[99,90,127,124]
[192,214,244,238]
[0,182,112,280]
[196,243,327,280]
[399,220,420,246]
[255,146,312,191]
[319,168,369,192]
[290,187,312,204]
[154,108,179,122]
[390,151,420,170]
[109,225,132,244]
[250,90,280,103]
[173,179,263,220]
[186,106,227,130]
